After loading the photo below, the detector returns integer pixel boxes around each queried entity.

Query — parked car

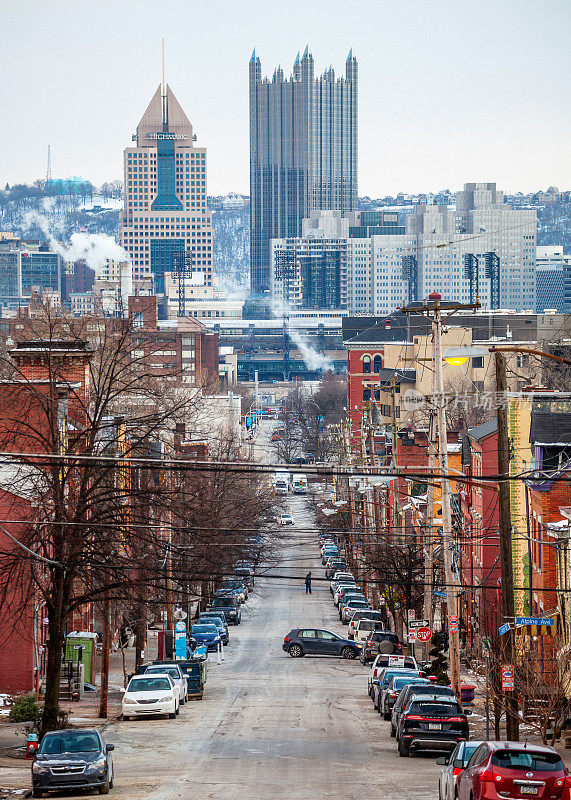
[198,613,229,645]
[437,740,483,800]
[209,594,242,624]
[392,685,456,738]
[397,697,468,757]
[191,623,222,651]
[122,673,178,720]
[279,513,294,525]
[146,658,207,701]
[219,578,247,601]
[330,571,354,590]
[332,582,358,602]
[335,586,363,607]
[379,675,430,720]
[325,560,347,579]
[457,741,570,800]
[143,663,188,705]
[282,628,363,659]
[347,610,385,639]
[234,565,254,590]
[338,593,366,615]
[341,599,370,623]
[360,630,402,664]
[31,729,114,798]
[352,618,386,642]
[321,549,339,565]
[367,655,418,695]
[371,668,421,710]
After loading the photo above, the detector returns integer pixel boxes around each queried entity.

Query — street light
[443,346,489,366]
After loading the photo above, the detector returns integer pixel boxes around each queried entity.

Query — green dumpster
[65,632,97,684]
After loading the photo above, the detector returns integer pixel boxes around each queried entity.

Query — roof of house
[531,413,571,445]
[467,418,498,442]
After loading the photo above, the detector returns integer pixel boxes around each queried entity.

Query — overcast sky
[1,0,569,197]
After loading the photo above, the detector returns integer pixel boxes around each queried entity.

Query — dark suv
[391,684,456,738]
[397,697,468,757]
[209,594,241,624]
[360,631,402,664]
[31,728,114,797]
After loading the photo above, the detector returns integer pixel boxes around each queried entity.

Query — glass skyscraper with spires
[249,47,358,295]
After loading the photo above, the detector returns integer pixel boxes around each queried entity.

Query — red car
[458,741,570,799]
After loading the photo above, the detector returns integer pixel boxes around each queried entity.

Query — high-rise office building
[249,47,358,295]
[0,239,63,310]
[120,81,212,297]
[535,246,571,313]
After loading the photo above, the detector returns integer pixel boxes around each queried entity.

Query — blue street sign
[515,617,555,627]
[433,590,447,598]
[499,623,510,636]
[175,620,187,660]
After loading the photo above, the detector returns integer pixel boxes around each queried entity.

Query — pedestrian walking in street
[305,572,312,594]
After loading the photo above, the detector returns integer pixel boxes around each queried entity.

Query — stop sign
[416,627,432,643]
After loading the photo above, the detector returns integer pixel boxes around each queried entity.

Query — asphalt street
[97,486,441,800]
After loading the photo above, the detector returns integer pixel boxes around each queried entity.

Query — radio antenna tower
[45,144,52,185]
[161,38,168,130]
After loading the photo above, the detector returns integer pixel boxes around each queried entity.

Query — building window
[363,387,371,401]
[472,356,484,369]
[373,355,383,373]
[362,355,371,374]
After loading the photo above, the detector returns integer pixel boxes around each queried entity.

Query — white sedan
[279,513,294,525]
[122,674,178,720]
[144,664,188,705]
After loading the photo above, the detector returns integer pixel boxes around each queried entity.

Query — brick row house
[0,340,95,694]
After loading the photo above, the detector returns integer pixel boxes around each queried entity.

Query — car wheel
[289,644,303,658]
[169,712,176,719]
[32,791,43,799]
[341,647,356,660]
[383,705,391,720]
[398,739,410,757]
[390,723,396,737]
[99,773,110,794]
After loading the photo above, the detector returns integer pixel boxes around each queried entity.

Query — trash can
[65,632,97,685]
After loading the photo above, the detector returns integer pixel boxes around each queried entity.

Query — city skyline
[1,0,570,197]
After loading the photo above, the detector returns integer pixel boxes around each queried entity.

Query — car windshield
[348,601,368,607]
[200,617,222,625]
[393,677,423,689]
[409,702,459,716]
[40,732,100,754]
[491,751,564,772]
[192,625,217,633]
[212,598,234,607]
[127,677,171,692]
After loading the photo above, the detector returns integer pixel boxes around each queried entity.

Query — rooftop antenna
[161,38,168,130]
[45,144,52,185]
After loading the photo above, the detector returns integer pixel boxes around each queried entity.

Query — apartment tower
[249,47,358,295]
[120,80,212,296]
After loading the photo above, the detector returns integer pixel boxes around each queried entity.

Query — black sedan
[283,628,362,659]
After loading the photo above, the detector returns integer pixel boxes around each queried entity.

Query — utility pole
[403,293,479,701]
[390,378,399,537]
[495,350,519,741]
[432,296,461,700]
[423,342,437,660]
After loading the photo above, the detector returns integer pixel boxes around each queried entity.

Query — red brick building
[459,419,502,643]
[128,296,219,386]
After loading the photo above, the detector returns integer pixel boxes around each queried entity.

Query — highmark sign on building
[146,132,188,141]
